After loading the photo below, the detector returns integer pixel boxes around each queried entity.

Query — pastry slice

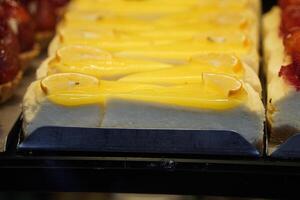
[23,72,265,146]
[264,4,300,143]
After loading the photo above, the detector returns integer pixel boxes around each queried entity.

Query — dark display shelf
[1,116,300,199]
[1,154,300,199]
[2,1,299,199]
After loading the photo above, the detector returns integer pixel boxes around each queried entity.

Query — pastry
[23,72,264,145]
[23,0,264,147]
[264,0,300,143]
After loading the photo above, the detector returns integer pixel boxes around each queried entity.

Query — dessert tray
[3,1,300,198]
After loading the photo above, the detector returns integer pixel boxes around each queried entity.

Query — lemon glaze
[41,73,247,110]
[42,0,257,111]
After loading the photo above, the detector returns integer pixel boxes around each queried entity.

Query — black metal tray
[1,154,300,199]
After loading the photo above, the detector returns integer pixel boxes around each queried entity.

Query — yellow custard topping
[56,8,254,61]
[60,17,156,32]
[119,54,244,85]
[113,37,250,62]
[58,27,249,47]
[37,0,259,111]
[54,32,250,63]
[69,0,255,17]
[41,73,247,110]
[61,11,253,34]
[47,46,173,79]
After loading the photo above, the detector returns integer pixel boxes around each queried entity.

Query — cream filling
[23,82,102,136]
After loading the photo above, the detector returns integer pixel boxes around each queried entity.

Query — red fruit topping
[279,0,300,9]
[50,0,70,8]
[19,0,70,32]
[279,45,300,90]
[1,0,35,52]
[281,5,300,35]
[279,3,300,90]
[292,52,300,74]
[34,0,57,32]
[0,10,20,84]
[279,63,300,91]
[283,30,300,54]
[19,0,35,14]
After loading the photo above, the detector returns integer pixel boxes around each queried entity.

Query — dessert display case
[20,0,265,157]
[3,0,300,199]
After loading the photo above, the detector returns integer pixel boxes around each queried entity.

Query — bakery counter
[1,117,300,199]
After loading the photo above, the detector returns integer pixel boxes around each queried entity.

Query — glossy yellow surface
[69,0,255,16]
[41,73,247,110]
[57,29,250,55]
[48,46,172,79]
[41,0,258,110]
[119,54,244,85]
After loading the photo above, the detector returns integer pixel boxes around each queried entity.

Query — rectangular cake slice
[23,72,265,146]
[264,3,300,144]
[22,0,264,151]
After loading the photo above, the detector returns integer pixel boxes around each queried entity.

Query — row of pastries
[22,0,265,146]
